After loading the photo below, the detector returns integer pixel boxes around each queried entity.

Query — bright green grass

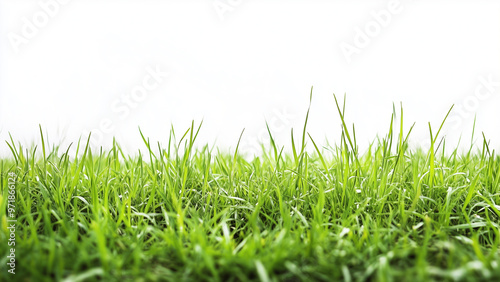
[1,96,500,281]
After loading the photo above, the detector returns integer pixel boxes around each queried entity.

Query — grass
[1,94,500,281]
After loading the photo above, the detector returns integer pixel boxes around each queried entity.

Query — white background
[1,0,499,157]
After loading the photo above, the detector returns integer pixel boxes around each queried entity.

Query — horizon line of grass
[1,93,499,281]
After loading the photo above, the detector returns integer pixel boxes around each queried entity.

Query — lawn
[1,96,500,281]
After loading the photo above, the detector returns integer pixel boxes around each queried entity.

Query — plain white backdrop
[1,0,499,157]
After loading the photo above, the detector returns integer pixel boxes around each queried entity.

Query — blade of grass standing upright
[332,94,364,175]
[294,87,313,190]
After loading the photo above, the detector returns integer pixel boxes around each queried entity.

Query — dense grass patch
[1,97,500,281]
